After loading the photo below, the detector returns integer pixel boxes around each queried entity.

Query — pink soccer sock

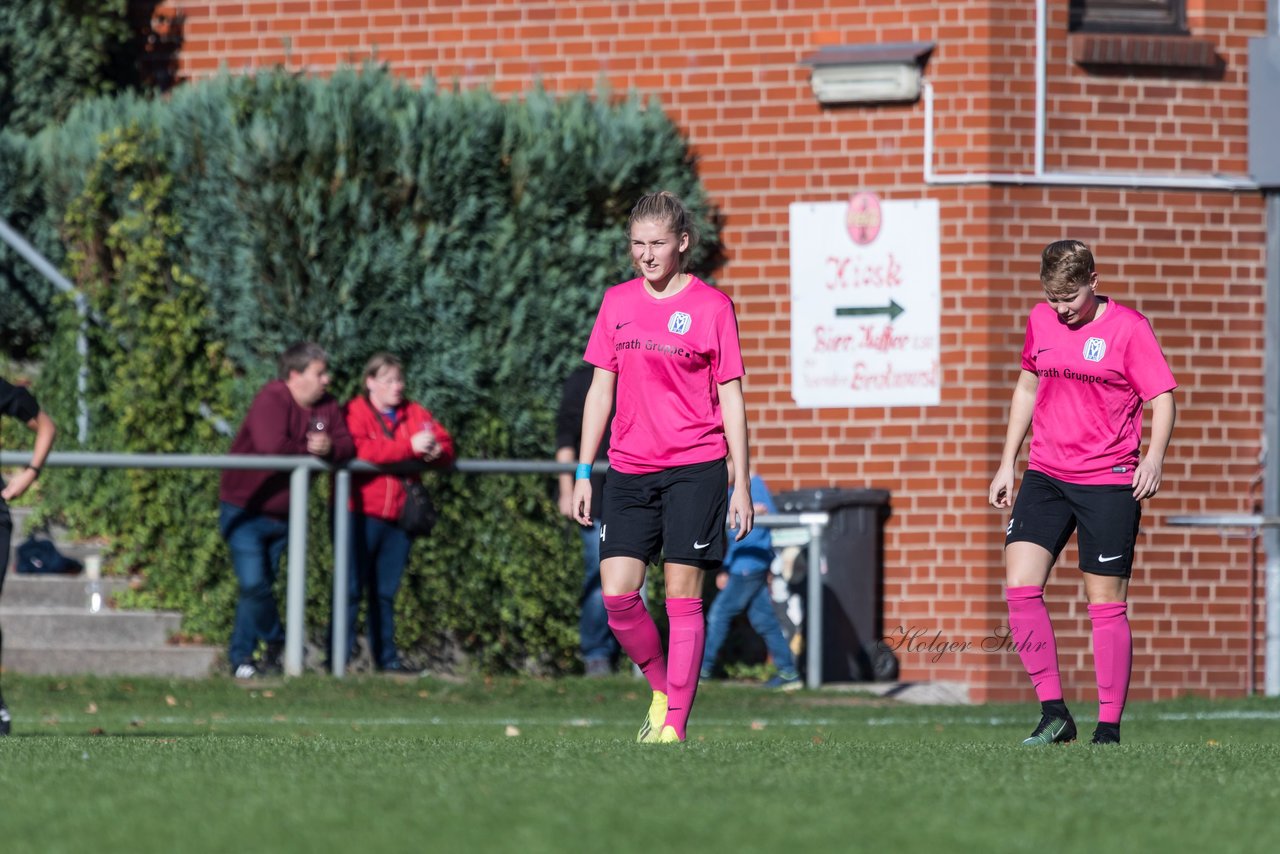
[1088,602,1132,725]
[1005,586,1064,703]
[663,597,706,741]
[603,591,667,692]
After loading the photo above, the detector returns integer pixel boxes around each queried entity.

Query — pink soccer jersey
[583,276,745,474]
[1021,299,1176,485]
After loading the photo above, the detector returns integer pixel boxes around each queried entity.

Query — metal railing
[751,512,830,689]
[1,451,834,687]
[0,216,91,442]
[1166,514,1280,697]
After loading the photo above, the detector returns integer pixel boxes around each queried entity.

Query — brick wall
[149,0,1270,702]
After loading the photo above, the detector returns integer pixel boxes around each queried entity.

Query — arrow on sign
[835,299,905,321]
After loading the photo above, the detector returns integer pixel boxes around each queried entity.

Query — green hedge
[0,65,720,673]
[0,0,137,135]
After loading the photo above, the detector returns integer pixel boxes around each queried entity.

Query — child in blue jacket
[700,468,800,690]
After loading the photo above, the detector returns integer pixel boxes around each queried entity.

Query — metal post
[1265,190,1280,696]
[1262,0,1279,688]
[805,521,824,690]
[285,464,310,677]
[74,295,90,443]
[332,469,351,678]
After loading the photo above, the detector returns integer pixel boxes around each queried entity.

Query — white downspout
[1261,0,1280,697]
[1034,0,1046,177]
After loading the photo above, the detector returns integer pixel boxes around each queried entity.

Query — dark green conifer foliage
[0,0,155,356]
[1,65,721,672]
[0,0,135,135]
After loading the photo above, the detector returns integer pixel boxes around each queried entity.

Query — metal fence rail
[1166,514,1280,697]
[1,451,833,686]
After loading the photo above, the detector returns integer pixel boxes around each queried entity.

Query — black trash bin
[776,487,892,682]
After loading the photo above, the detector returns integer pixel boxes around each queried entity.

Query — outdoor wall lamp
[803,41,935,105]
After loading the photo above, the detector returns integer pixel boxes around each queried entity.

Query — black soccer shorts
[1005,469,1142,578]
[600,458,728,569]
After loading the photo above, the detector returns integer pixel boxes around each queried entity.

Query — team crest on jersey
[668,311,692,335]
[1083,337,1106,362]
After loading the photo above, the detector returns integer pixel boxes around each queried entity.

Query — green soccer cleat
[1021,714,1077,746]
[656,725,683,744]
[637,691,668,744]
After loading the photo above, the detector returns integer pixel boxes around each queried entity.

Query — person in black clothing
[555,364,619,676]
[0,377,57,736]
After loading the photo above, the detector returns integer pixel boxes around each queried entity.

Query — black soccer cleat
[1022,713,1077,746]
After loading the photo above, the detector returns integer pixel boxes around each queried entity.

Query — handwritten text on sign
[790,196,940,408]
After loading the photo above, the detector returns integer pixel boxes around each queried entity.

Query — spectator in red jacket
[341,353,455,672]
[219,342,355,680]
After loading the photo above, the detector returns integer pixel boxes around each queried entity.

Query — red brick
[161,0,1272,699]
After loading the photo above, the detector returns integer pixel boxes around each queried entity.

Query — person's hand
[715,571,729,591]
[306,431,332,457]
[0,467,38,502]
[728,487,754,541]
[557,488,575,519]
[1132,456,1164,500]
[988,465,1015,508]
[411,429,441,461]
[572,478,593,526]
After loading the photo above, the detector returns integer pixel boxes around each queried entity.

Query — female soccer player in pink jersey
[989,239,1176,746]
[572,191,754,744]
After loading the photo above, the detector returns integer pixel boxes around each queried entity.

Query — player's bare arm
[573,368,616,525]
[0,410,55,502]
[1133,391,1175,500]
[989,370,1038,508]
[718,378,753,540]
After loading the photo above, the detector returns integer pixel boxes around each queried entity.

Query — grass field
[1,673,1278,853]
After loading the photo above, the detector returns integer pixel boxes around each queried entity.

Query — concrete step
[3,505,32,572]
[1,574,132,609]
[2,508,223,678]
[2,645,220,678]
[39,540,106,567]
[5,539,106,571]
[4,507,107,572]
[0,607,184,648]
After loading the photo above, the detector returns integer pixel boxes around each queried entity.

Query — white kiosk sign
[790,195,940,408]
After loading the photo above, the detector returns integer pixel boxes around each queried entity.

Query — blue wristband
[575,463,593,481]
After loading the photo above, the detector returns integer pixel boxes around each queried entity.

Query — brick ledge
[1073,34,1219,69]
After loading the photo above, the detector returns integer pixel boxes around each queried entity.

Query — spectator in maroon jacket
[218,342,354,679]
